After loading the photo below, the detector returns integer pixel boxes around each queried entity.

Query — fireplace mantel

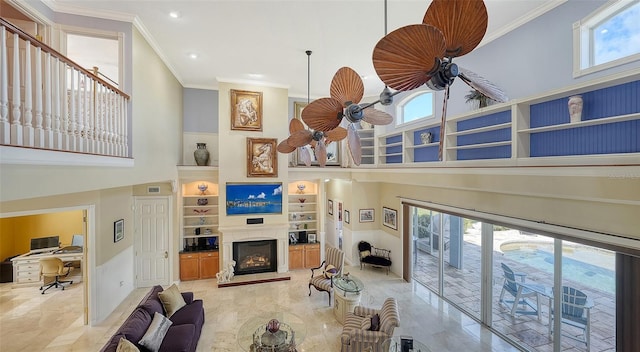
[219,223,289,273]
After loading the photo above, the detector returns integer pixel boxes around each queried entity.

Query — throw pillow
[370,313,380,331]
[323,264,338,279]
[360,315,372,330]
[138,312,172,352]
[116,337,139,352]
[157,284,186,317]
[360,250,371,259]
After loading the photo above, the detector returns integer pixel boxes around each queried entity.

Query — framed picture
[328,199,333,215]
[114,219,124,242]
[383,207,398,230]
[246,138,278,177]
[289,232,297,244]
[231,89,262,131]
[308,232,317,243]
[345,210,350,224]
[293,101,341,166]
[359,209,374,223]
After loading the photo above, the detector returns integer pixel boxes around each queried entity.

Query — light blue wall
[183,88,218,133]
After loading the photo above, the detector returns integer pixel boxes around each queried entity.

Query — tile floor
[0,265,522,352]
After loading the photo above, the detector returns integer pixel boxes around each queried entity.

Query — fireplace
[233,239,277,275]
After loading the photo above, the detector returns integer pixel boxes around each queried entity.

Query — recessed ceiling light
[189,53,198,59]
[248,73,264,79]
[169,11,180,19]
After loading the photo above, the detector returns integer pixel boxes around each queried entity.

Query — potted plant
[465,89,491,109]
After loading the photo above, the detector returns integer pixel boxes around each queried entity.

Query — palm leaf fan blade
[422,0,487,58]
[300,146,312,166]
[362,108,393,126]
[373,24,447,91]
[288,130,313,148]
[315,139,328,167]
[346,124,362,166]
[324,127,348,142]
[289,118,305,133]
[458,67,508,103]
[277,139,296,153]
[301,97,344,132]
[330,67,364,106]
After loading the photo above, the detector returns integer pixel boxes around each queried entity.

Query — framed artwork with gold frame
[231,89,262,131]
[246,137,278,177]
[293,101,340,166]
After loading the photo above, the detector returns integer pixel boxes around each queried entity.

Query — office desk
[11,249,83,286]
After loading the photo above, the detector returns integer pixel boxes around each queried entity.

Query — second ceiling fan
[372,0,509,160]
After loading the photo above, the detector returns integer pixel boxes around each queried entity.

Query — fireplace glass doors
[233,240,277,275]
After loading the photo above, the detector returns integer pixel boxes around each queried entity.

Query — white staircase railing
[0,18,130,158]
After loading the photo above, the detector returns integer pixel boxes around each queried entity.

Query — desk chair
[40,258,73,294]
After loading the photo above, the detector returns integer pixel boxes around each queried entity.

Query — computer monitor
[71,234,84,247]
[30,236,60,252]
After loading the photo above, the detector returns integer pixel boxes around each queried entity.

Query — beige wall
[351,168,640,241]
[0,210,83,260]
[217,82,290,228]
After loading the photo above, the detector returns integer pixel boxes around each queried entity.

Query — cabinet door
[199,252,219,279]
[289,246,304,270]
[304,244,320,268]
[179,254,199,281]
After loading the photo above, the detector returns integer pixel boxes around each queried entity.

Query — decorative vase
[420,132,433,144]
[568,95,583,123]
[266,319,280,333]
[197,198,208,206]
[194,143,210,166]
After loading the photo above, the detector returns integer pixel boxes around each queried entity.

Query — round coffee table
[237,312,306,351]
[383,336,431,352]
[333,274,364,324]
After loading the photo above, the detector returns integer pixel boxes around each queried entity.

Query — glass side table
[237,312,306,352]
[333,274,365,324]
[383,337,432,352]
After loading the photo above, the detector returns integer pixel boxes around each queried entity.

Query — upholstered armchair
[341,298,400,352]
[358,241,392,274]
[308,246,345,306]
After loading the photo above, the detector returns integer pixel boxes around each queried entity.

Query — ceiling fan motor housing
[312,131,324,141]
[426,61,459,91]
[344,103,364,123]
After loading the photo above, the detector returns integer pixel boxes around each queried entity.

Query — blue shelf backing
[455,111,512,160]
[385,134,403,164]
[413,126,440,162]
[530,80,640,157]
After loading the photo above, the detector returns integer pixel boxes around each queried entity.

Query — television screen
[226,182,283,215]
[30,236,60,251]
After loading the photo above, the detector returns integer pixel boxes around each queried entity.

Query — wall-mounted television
[226,182,283,216]
[30,235,60,252]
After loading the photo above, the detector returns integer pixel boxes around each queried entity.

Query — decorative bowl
[298,198,306,203]
[297,184,306,193]
[266,319,280,333]
[197,198,208,205]
[197,183,208,194]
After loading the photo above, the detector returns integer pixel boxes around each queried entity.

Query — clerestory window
[573,0,640,77]
[396,91,435,126]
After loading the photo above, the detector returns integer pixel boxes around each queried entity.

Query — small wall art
[328,199,333,215]
[359,209,374,222]
[114,219,124,242]
[231,89,262,131]
[382,207,397,230]
[246,137,278,177]
[345,210,350,224]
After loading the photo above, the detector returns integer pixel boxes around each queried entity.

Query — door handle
[164,251,168,258]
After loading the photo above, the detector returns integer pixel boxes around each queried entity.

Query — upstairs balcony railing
[0,18,130,158]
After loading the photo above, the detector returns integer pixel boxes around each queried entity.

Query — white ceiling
[44,0,561,98]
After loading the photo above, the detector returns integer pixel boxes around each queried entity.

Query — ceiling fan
[372,0,509,160]
[301,66,394,166]
[277,51,348,167]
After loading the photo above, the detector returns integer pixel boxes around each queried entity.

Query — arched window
[574,1,640,77]
[396,91,434,126]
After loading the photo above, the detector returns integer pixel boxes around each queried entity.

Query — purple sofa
[100,285,205,352]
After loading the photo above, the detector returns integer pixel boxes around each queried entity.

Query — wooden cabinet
[199,251,219,279]
[180,251,219,281]
[288,243,320,270]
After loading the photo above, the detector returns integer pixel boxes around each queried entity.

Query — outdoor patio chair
[499,263,541,319]
[550,286,591,351]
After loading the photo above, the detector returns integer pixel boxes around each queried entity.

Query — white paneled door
[135,197,170,287]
